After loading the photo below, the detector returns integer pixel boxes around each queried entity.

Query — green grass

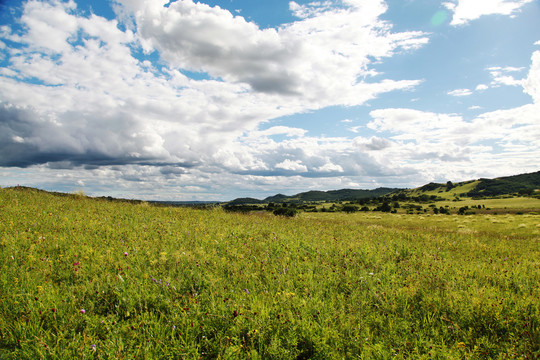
[437,197,540,211]
[1,187,539,359]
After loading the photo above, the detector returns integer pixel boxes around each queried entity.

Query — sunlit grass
[1,187,539,359]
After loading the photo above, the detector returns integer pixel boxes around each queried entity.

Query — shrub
[342,205,359,213]
[273,207,297,217]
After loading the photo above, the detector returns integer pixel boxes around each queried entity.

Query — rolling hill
[227,170,540,205]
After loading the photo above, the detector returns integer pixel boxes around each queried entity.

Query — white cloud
[289,1,334,19]
[256,126,308,138]
[275,159,308,172]
[448,88,473,97]
[444,0,533,26]
[367,108,464,137]
[487,66,524,87]
[117,0,428,98]
[522,51,540,103]
[316,162,344,173]
[0,0,429,174]
[475,84,489,91]
[20,0,79,53]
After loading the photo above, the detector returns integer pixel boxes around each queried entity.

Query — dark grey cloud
[0,103,198,169]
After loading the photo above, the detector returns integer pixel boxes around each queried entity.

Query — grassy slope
[1,188,539,359]
[405,181,480,200]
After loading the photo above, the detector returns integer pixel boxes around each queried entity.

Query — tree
[273,207,297,217]
[342,204,359,213]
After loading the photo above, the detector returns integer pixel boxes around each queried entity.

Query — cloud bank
[0,0,538,199]
[0,0,426,172]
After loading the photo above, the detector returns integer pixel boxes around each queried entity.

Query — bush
[342,205,359,213]
[273,207,297,217]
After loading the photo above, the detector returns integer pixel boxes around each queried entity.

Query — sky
[0,0,539,201]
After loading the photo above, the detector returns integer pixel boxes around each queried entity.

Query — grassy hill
[400,171,540,200]
[1,186,539,359]
[227,171,540,210]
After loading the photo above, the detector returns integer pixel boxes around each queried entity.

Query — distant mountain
[280,188,399,203]
[228,187,399,205]
[226,197,266,205]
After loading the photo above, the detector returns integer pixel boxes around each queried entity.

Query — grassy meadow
[0,187,539,359]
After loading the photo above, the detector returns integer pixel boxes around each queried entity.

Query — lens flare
[431,10,448,26]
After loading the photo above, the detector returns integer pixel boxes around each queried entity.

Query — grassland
[1,187,539,359]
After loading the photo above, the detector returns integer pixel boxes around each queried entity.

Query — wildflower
[80,309,86,314]
[90,344,96,351]
[124,252,128,257]
[244,288,249,294]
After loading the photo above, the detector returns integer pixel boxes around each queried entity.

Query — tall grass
[1,187,539,359]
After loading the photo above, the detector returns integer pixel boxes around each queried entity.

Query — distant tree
[446,181,454,191]
[379,202,392,212]
[439,206,449,215]
[342,205,359,213]
[273,207,297,217]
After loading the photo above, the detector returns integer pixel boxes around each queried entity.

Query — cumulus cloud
[275,159,308,172]
[0,0,430,177]
[522,51,540,103]
[444,0,533,26]
[117,0,427,97]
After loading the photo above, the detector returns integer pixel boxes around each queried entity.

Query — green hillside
[467,171,540,197]
[397,171,540,200]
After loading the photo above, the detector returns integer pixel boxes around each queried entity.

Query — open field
[435,197,540,213]
[1,187,539,359]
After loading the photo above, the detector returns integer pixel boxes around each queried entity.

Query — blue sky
[0,0,539,200]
